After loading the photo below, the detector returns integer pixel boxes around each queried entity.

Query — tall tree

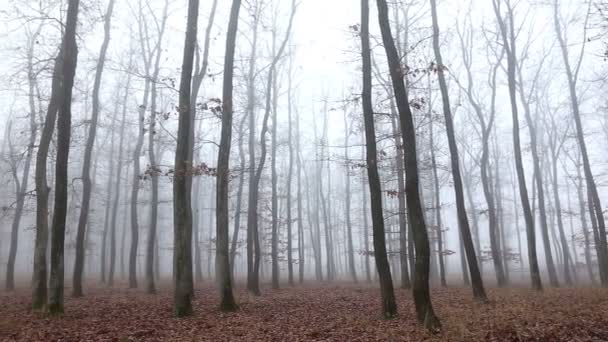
[216,0,241,311]
[72,0,115,298]
[430,0,487,301]
[554,0,608,285]
[145,0,169,295]
[343,110,358,283]
[492,0,542,290]
[362,0,396,318]
[6,23,42,291]
[174,0,199,317]
[376,0,441,331]
[48,0,80,314]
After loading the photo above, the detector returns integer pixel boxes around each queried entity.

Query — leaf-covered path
[1,283,607,341]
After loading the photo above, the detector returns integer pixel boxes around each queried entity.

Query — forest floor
[1,281,607,341]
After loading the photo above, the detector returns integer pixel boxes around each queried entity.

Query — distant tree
[73,0,115,298]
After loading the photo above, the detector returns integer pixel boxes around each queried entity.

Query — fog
[0,0,607,335]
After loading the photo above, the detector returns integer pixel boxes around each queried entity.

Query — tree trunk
[173,0,200,317]
[108,72,131,287]
[48,0,80,314]
[216,0,241,311]
[430,0,486,301]
[73,0,115,297]
[492,0,542,290]
[361,0,396,317]
[343,111,358,283]
[7,26,40,292]
[376,0,441,331]
[554,0,608,285]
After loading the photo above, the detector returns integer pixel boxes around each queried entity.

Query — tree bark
[492,0,542,290]
[361,0,396,318]
[48,0,80,314]
[73,0,115,297]
[216,0,241,311]
[173,0,200,317]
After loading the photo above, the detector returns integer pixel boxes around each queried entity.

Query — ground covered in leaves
[1,282,607,341]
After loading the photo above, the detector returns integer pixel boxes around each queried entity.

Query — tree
[375,0,441,331]
[173,0,199,317]
[72,0,115,298]
[362,0,396,319]
[48,0,80,314]
[554,0,608,285]
[429,0,487,301]
[455,16,507,287]
[216,0,241,311]
[145,0,169,295]
[6,22,42,291]
[492,0,542,290]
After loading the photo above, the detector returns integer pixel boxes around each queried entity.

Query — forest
[1,0,608,340]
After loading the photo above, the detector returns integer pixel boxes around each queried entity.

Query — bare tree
[361,0,396,318]
[376,0,441,331]
[174,0,199,317]
[48,0,81,314]
[216,0,241,311]
[72,0,115,298]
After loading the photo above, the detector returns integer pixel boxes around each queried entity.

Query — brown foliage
[0,284,607,341]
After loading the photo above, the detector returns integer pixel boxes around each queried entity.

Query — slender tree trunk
[427,83,446,288]
[48,0,80,314]
[229,116,246,277]
[430,0,486,300]
[73,0,115,297]
[361,0,396,317]
[216,0,241,311]
[343,111,358,283]
[296,105,304,284]
[376,0,440,330]
[270,28,279,288]
[493,0,542,290]
[554,0,608,284]
[108,73,130,287]
[286,52,295,286]
[7,28,40,291]
[100,97,118,284]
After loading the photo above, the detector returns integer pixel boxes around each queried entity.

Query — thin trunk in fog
[229,116,247,276]
[108,71,131,287]
[492,0,542,290]
[145,0,169,295]
[191,0,218,284]
[456,20,506,287]
[296,102,304,284]
[343,111,357,284]
[554,0,608,285]
[286,50,295,286]
[48,0,80,314]
[270,24,279,289]
[249,0,296,293]
[547,112,573,285]
[6,24,41,292]
[361,0,396,317]
[100,95,119,284]
[216,0,241,312]
[516,51,559,287]
[427,90,446,287]
[73,0,115,298]
[430,0,486,301]
[245,1,262,294]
